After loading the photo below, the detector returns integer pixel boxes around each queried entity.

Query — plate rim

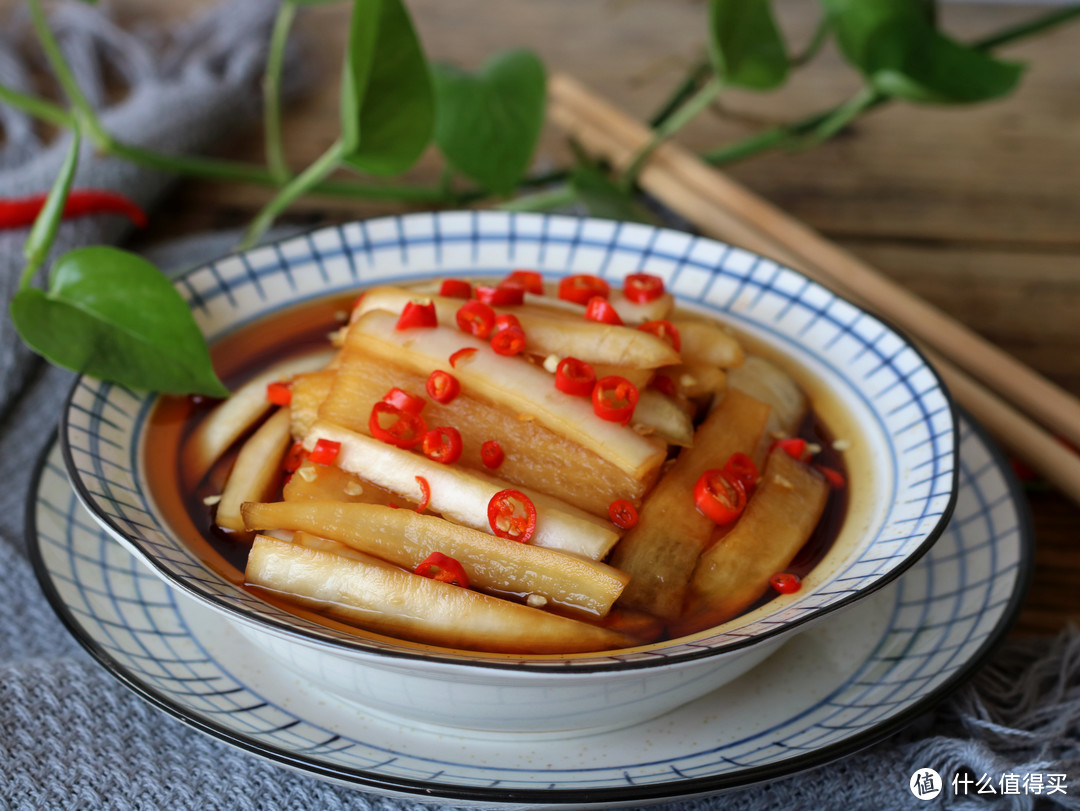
[57,212,960,673]
[28,412,1033,806]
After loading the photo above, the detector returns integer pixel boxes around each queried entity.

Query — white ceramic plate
[30,415,1030,807]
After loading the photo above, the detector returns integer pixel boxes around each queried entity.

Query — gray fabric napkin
[1,3,1077,810]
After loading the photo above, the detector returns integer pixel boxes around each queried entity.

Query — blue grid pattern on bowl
[60,212,957,666]
[33,417,1025,803]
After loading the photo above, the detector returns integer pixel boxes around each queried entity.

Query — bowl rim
[60,212,960,673]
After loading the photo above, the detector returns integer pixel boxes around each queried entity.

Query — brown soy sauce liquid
[145,294,354,585]
[146,293,848,642]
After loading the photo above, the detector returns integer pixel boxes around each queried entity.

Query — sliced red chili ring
[623,273,665,303]
[415,475,432,513]
[769,572,802,594]
[491,325,526,356]
[382,387,426,415]
[722,452,759,492]
[585,296,624,326]
[414,551,469,588]
[449,347,477,368]
[814,464,847,490]
[555,357,596,397]
[481,440,504,469]
[309,438,342,466]
[592,376,639,424]
[395,299,438,330]
[487,488,537,543]
[369,402,427,449]
[693,469,747,525]
[637,319,681,352]
[422,426,463,464]
[609,499,639,529]
[475,284,525,307]
[425,370,460,404]
[493,313,522,333]
[282,440,307,473]
[439,278,472,299]
[652,373,677,399]
[773,437,808,460]
[456,300,496,338]
[558,274,610,305]
[503,270,544,295]
[265,380,292,406]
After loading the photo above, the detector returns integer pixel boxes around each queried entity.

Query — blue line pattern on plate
[59,213,956,667]
[34,417,1021,794]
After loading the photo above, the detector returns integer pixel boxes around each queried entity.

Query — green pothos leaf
[10,247,228,397]
[433,50,546,195]
[340,0,435,175]
[708,0,790,90]
[822,0,1024,104]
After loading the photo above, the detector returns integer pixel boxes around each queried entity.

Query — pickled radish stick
[181,349,335,487]
[672,449,829,637]
[319,349,650,516]
[241,501,628,617]
[347,310,666,481]
[609,389,772,620]
[245,535,637,654]
[354,286,680,369]
[670,320,745,369]
[288,370,336,440]
[301,420,620,560]
[215,408,292,532]
[727,355,809,452]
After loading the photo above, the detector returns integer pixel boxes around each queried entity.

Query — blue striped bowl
[60,212,958,735]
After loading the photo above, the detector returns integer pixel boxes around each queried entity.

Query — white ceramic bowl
[61,212,958,737]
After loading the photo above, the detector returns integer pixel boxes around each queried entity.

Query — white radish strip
[400,279,673,324]
[727,355,808,439]
[302,420,620,560]
[181,349,335,487]
[355,286,678,368]
[246,535,634,654]
[242,501,628,617]
[527,284,675,324]
[215,408,292,532]
[634,389,694,446]
[672,320,745,369]
[347,311,665,480]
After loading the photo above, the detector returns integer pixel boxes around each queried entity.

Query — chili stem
[20,128,81,288]
[241,138,346,250]
[264,0,298,183]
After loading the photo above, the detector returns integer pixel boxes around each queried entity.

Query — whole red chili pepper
[0,189,148,230]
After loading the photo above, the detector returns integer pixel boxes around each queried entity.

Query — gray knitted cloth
[1,3,1078,810]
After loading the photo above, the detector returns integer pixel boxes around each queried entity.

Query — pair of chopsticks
[548,73,1080,506]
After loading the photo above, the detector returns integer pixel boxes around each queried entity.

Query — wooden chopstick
[548,73,1080,506]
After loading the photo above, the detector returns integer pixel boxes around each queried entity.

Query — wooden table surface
[123,0,1079,636]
